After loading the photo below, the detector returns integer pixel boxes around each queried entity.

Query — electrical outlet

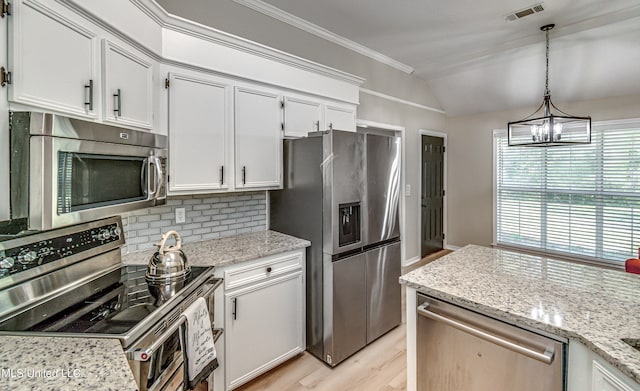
[405,184,411,197]
[175,207,186,224]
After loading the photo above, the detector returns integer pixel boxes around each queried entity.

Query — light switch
[175,207,186,223]
[405,184,411,197]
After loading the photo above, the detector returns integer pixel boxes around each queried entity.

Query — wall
[154,0,441,110]
[155,0,446,262]
[445,93,640,248]
[121,192,266,253]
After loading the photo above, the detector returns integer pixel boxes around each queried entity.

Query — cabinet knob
[266,267,272,273]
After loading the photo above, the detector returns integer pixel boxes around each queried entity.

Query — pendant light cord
[545,27,550,97]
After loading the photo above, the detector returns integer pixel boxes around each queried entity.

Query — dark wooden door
[421,135,444,257]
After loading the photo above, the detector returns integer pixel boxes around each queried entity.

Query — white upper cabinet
[282,96,321,138]
[102,40,154,129]
[234,86,282,189]
[168,72,232,193]
[10,0,98,119]
[325,104,357,132]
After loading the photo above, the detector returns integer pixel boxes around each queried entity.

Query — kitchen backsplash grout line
[120,191,267,254]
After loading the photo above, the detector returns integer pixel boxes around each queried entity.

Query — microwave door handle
[146,157,156,199]
[153,156,163,198]
[147,156,162,199]
[141,157,149,197]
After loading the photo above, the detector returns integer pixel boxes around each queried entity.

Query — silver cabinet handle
[328,123,333,131]
[241,166,246,185]
[315,120,320,131]
[84,80,94,111]
[126,316,186,361]
[113,88,122,116]
[416,303,555,365]
[220,166,224,185]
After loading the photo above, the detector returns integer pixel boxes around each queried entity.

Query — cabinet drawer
[224,252,303,290]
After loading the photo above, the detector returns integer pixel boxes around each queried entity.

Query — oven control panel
[0,220,123,277]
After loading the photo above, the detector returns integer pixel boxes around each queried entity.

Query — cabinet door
[283,96,321,138]
[10,0,98,119]
[325,104,356,132]
[225,273,304,390]
[103,40,153,129]
[234,86,282,189]
[593,362,635,391]
[168,73,231,193]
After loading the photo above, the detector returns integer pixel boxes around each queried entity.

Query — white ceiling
[257,0,640,116]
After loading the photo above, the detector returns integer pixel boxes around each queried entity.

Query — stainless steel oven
[1,112,167,234]
[0,217,222,391]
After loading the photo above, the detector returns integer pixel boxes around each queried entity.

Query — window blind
[495,120,640,265]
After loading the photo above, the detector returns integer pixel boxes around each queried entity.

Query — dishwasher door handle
[417,303,555,365]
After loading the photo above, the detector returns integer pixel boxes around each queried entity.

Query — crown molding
[232,0,415,75]
[133,0,365,85]
[360,88,446,114]
[57,0,365,86]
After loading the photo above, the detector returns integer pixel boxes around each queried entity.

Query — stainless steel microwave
[2,112,167,234]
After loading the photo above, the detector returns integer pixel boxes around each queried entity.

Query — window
[494,119,640,265]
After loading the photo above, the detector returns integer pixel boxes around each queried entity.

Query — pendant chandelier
[508,24,591,147]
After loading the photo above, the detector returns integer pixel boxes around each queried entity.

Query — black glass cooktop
[28,265,208,335]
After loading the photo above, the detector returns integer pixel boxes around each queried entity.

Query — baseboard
[444,244,461,251]
[403,256,421,267]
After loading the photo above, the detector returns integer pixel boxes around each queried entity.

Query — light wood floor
[236,249,451,391]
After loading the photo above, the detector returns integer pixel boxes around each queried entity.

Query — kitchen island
[400,245,640,391]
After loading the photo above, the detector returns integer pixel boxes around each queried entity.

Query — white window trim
[492,118,640,268]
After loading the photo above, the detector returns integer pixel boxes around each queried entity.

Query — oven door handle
[126,316,186,361]
[202,277,223,298]
[180,321,224,390]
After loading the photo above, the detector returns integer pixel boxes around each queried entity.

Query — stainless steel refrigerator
[270,129,401,367]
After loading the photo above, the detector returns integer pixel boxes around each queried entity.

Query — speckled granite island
[122,230,310,266]
[400,244,640,391]
[0,336,137,391]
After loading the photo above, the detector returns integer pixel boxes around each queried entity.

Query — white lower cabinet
[568,341,640,391]
[215,250,306,391]
[593,361,636,391]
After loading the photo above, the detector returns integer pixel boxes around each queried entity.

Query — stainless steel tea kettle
[146,230,191,305]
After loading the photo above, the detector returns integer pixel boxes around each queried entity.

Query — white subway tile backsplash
[121,192,267,253]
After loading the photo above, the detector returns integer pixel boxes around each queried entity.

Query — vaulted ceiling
[252,0,640,116]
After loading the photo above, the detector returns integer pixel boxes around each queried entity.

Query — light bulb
[554,122,563,134]
[553,122,563,141]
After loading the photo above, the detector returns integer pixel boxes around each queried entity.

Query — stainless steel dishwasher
[417,294,565,390]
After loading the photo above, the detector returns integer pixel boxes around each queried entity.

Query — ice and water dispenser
[338,202,361,247]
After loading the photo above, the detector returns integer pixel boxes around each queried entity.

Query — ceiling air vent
[504,3,545,22]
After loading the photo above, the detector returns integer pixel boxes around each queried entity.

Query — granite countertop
[400,244,640,384]
[0,336,137,390]
[122,230,310,267]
